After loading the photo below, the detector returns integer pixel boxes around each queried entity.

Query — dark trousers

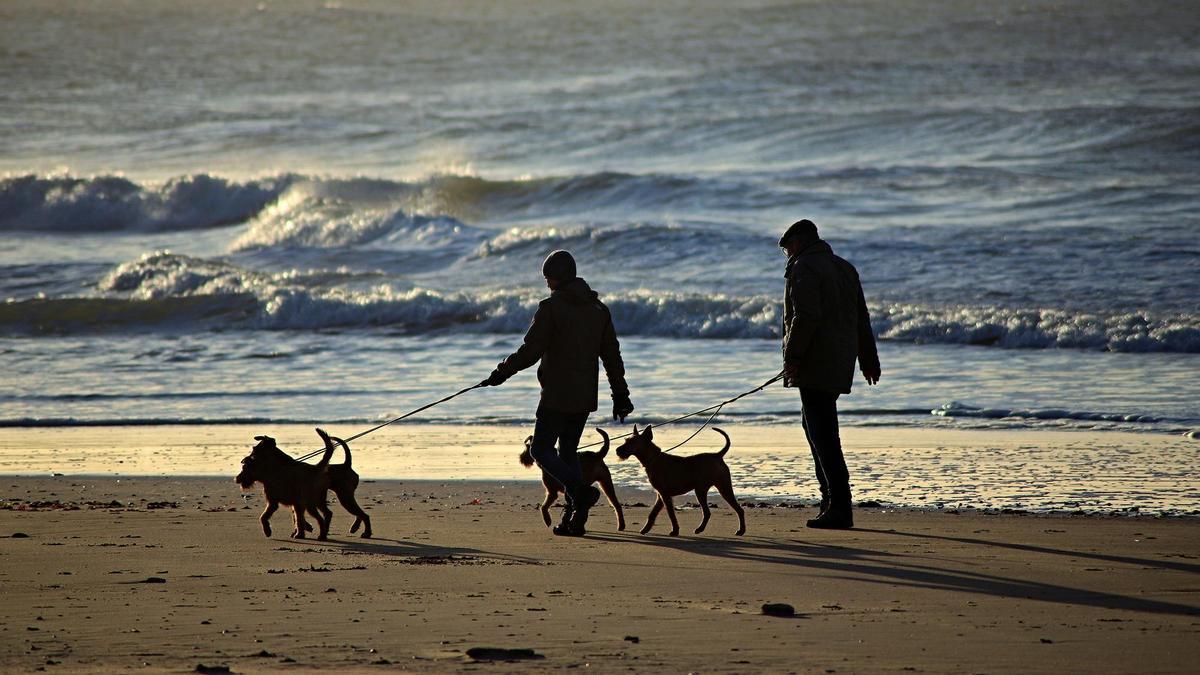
[799,387,850,500]
[529,407,589,503]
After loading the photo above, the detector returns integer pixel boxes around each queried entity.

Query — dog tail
[712,427,731,457]
[519,435,535,467]
[331,436,352,467]
[314,428,336,468]
[594,428,610,458]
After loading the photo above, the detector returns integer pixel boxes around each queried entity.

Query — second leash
[576,369,785,451]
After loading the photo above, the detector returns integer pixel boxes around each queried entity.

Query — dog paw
[262,526,272,537]
[617,524,626,531]
[694,527,706,534]
[639,527,652,535]
[669,530,680,537]
[735,528,746,536]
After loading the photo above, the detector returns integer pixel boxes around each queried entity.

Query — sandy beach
[2,426,1199,673]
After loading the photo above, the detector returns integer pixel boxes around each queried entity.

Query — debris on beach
[762,603,795,617]
[466,647,545,661]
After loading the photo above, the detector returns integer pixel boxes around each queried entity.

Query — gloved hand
[782,362,800,388]
[480,369,506,387]
[612,395,634,423]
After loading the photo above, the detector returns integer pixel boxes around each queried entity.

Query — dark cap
[778,219,818,247]
[541,249,577,282]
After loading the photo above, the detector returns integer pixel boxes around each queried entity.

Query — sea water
[1,1,1198,492]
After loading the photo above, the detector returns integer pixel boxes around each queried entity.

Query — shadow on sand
[581,527,1200,617]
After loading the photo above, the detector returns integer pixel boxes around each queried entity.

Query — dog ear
[632,424,640,436]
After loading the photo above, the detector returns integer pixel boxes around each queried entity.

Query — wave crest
[0,173,290,232]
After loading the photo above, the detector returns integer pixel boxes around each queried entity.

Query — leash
[294,382,485,462]
[291,369,783,462]
[576,369,785,451]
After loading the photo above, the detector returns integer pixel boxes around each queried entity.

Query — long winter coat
[782,239,880,394]
[493,277,629,413]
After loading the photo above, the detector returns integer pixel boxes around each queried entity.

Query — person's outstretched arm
[484,301,553,385]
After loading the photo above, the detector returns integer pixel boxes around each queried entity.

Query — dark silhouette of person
[481,250,634,536]
[779,219,880,529]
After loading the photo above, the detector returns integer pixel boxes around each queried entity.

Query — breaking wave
[0,173,293,232]
[2,250,1196,353]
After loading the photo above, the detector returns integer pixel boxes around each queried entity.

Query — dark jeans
[799,387,850,500]
[529,406,589,503]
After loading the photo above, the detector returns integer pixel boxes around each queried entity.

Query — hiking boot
[806,504,853,529]
[552,521,584,536]
[552,503,580,536]
[567,485,601,535]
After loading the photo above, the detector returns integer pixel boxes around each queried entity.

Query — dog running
[615,425,746,536]
[520,428,625,531]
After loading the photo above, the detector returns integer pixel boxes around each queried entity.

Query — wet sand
[2,473,1199,673]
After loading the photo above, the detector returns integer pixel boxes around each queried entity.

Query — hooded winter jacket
[782,239,880,393]
[492,277,630,414]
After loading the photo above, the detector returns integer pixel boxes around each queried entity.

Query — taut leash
[291,369,784,462]
[576,369,785,451]
[294,382,485,462]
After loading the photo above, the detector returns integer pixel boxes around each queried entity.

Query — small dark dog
[314,428,372,538]
[235,430,334,540]
[615,425,746,537]
[520,428,625,531]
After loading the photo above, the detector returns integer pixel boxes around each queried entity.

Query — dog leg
[694,487,712,534]
[293,507,308,539]
[598,473,625,531]
[540,484,558,528]
[260,501,279,537]
[308,503,329,541]
[318,503,334,537]
[640,496,664,535]
[662,495,680,536]
[716,478,746,536]
[335,488,372,538]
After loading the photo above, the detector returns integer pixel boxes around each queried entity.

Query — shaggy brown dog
[235,430,334,540]
[520,428,625,531]
[314,429,372,538]
[615,425,746,536]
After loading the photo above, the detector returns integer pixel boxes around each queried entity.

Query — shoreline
[2,424,1197,516]
[3,476,1199,673]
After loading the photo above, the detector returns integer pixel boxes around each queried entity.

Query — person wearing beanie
[481,249,634,536]
[778,219,881,530]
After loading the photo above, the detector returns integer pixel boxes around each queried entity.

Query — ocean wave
[230,188,485,251]
[6,253,1199,352]
[0,173,292,232]
[872,304,1200,353]
[931,402,1198,429]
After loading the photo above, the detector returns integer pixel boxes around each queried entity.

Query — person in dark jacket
[779,219,880,529]
[481,250,634,536]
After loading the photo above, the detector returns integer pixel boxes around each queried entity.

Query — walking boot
[566,485,601,536]
[552,503,576,536]
[807,492,853,529]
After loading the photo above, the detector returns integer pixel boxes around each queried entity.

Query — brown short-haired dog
[615,425,746,537]
[314,429,372,539]
[235,430,334,540]
[520,428,625,531]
